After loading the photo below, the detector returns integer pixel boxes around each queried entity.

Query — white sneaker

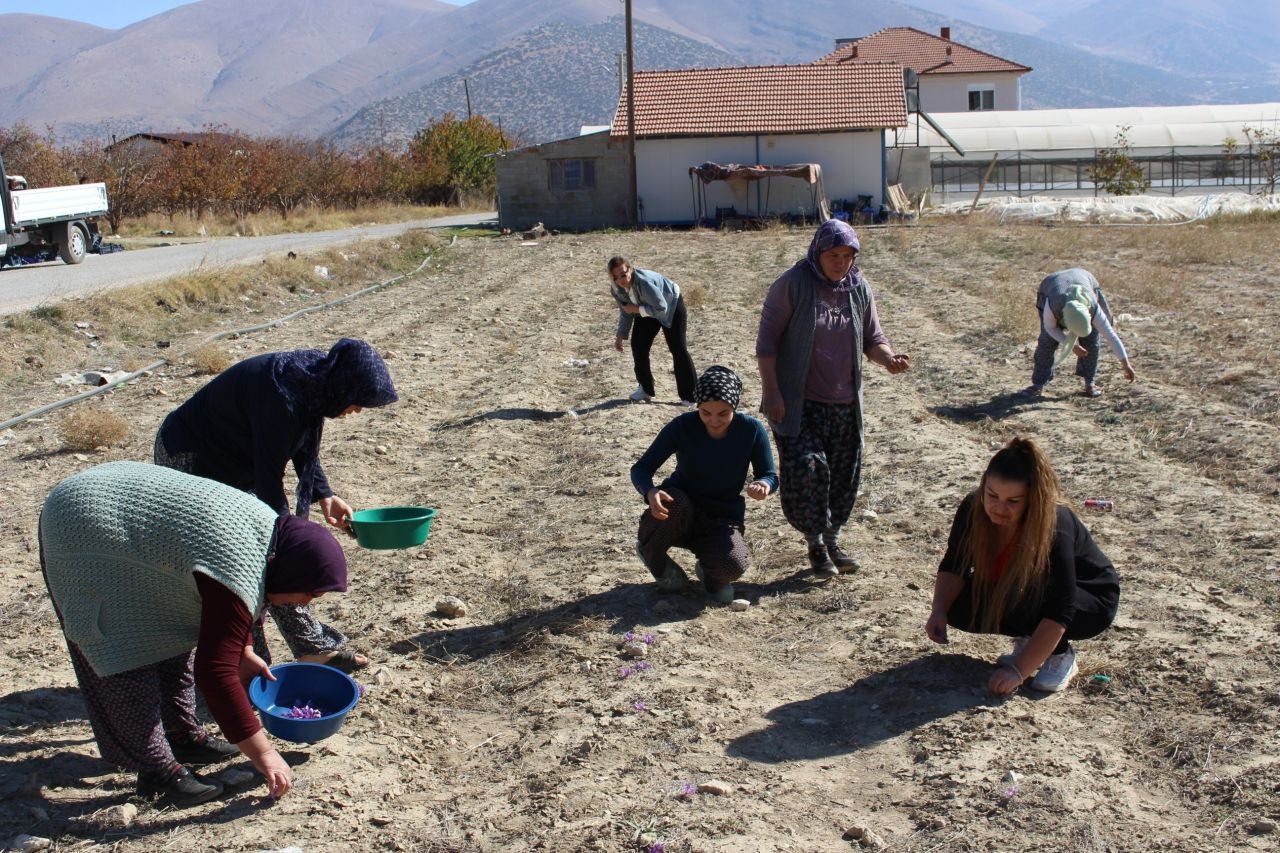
[996,636,1030,669]
[629,386,653,402]
[1031,647,1078,693]
[679,399,695,408]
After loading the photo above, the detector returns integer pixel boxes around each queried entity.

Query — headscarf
[694,365,743,409]
[269,338,399,515]
[1054,286,1095,367]
[266,515,348,595]
[805,219,861,291]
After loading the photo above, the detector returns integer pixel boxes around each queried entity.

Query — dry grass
[59,408,130,450]
[0,229,441,394]
[188,344,231,375]
[111,203,478,239]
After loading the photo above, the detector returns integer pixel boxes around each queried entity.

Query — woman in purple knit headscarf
[755,220,910,578]
[154,338,398,673]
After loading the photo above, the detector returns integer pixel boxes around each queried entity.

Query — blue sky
[0,0,473,29]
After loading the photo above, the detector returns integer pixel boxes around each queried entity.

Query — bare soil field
[1,220,1278,852]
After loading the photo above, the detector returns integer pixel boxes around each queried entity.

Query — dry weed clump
[189,345,231,375]
[59,407,130,451]
[114,203,463,240]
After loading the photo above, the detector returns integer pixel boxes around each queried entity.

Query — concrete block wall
[497,132,631,231]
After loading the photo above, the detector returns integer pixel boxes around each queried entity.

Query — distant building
[103,131,240,156]
[496,62,908,230]
[817,27,1030,114]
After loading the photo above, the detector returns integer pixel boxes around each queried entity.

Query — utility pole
[625,0,638,227]
[464,78,473,120]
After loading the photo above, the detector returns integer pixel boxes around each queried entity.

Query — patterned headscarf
[1054,285,1095,368]
[269,338,399,515]
[805,219,861,291]
[266,515,348,595]
[694,365,743,409]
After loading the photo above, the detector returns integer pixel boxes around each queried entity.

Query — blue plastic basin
[248,662,360,743]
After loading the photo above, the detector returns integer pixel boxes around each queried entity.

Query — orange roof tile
[816,27,1030,75]
[610,62,907,139]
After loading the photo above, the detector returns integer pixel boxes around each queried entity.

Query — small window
[968,88,995,111]
[548,158,597,191]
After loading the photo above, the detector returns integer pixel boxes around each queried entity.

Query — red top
[991,535,1018,583]
[193,573,261,744]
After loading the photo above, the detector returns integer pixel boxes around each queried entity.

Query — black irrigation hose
[0,245,442,433]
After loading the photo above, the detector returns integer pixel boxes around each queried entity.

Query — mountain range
[1,0,1276,147]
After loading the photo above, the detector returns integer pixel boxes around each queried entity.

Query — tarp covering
[931,193,1280,223]
[689,162,831,223]
[691,162,822,184]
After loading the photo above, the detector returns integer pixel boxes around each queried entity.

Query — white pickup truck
[1,154,109,266]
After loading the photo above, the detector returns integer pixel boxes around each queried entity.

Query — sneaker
[808,544,837,577]
[629,386,654,402]
[655,557,689,592]
[1031,647,1079,693]
[1018,384,1044,398]
[1082,384,1103,398]
[136,765,224,807]
[167,732,238,766]
[824,542,861,574]
[678,399,695,408]
[996,636,1030,670]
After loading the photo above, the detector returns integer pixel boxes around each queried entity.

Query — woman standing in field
[1025,268,1135,398]
[630,366,777,603]
[154,337,397,673]
[39,462,349,805]
[607,255,698,404]
[755,219,909,577]
[925,437,1120,694]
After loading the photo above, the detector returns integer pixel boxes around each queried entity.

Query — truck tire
[58,222,88,265]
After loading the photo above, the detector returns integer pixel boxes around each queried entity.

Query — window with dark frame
[968,88,995,111]
[548,158,597,190]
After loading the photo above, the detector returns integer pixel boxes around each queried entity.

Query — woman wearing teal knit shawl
[1025,269,1136,398]
[40,462,349,807]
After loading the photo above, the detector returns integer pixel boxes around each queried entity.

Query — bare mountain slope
[0,14,109,104]
[0,0,454,138]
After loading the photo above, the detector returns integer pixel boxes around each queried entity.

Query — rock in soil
[434,596,467,618]
[696,779,732,796]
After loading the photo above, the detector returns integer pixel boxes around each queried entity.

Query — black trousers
[946,575,1118,654]
[630,296,697,401]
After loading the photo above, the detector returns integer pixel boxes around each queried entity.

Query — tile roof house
[498,61,914,230]
[818,27,1030,114]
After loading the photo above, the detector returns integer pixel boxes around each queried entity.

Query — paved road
[0,211,496,315]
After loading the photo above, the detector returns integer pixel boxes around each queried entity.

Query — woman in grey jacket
[608,255,698,403]
[755,220,909,577]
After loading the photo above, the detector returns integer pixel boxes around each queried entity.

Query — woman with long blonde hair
[925,437,1120,694]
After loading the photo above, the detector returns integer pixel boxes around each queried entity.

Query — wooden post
[464,79,473,120]
[625,0,638,227]
[967,153,1000,216]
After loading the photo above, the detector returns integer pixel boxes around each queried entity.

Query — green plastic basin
[350,506,436,549]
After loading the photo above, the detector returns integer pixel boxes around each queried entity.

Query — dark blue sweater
[631,412,778,525]
[156,354,332,515]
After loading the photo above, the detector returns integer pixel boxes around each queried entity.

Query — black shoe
[168,732,238,766]
[136,765,224,807]
[825,542,861,574]
[808,544,837,577]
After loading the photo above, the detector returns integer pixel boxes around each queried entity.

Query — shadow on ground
[727,653,997,761]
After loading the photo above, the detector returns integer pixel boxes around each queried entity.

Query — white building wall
[636,131,886,224]
[919,72,1022,114]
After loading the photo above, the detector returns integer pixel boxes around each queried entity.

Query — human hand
[760,390,785,423]
[319,496,354,535]
[1073,343,1088,358]
[1123,364,1136,382]
[239,645,273,686]
[614,335,625,353]
[924,611,949,644]
[621,304,640,315]
[647,488,673,521]
[746,480,770,501]
[252,748,293,800]
[988,663,1025,696]
[885,353,910,374]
